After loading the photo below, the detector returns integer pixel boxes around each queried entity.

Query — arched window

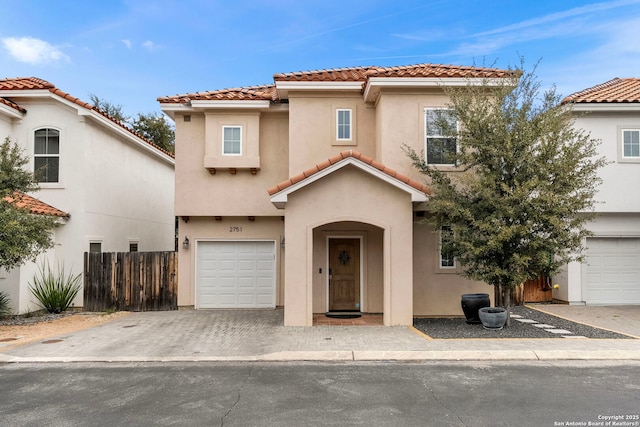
[34,128,59,183]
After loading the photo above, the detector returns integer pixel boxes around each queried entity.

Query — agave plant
[0,291,11,317]
[29,261,82,314]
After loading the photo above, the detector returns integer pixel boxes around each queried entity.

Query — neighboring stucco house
[0,77,175,314]
[159,64,514,326]
[554,78,640,305]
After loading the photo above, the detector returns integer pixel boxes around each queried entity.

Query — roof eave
[274,81,363,100]
[269,157,428,209]
[570,103,640,112]
[190,100,272,110]
[0,102,25,119]
[363,77,509,102]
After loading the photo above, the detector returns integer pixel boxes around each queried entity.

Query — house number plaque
[229,226,243,232]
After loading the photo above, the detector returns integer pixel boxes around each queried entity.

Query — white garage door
[585,238,640,304]
[197,241,276,309]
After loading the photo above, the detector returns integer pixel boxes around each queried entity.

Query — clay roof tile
[3,192,69,218]
[563,78,640,103]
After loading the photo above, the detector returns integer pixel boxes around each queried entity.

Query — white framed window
[425,109,457,165]
[439,225,455,268]
[34,128,60,183]
[336,109,352,141]
[622,129,640,158]
[222,126,242,155]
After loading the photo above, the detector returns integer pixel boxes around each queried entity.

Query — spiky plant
[0,291,11,317]
[29,261,82,314]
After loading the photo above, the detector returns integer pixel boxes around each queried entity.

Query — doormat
[325,311,362,319]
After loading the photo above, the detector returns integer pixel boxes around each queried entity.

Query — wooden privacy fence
[84,251,178,312]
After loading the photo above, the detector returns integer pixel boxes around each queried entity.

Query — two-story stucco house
[555,78,640,305]
[0,77,175,314]
[159,64,514,326]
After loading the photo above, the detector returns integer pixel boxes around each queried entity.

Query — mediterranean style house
[556,78,640,305]
[159,63,516,326]
[0,77,175,314]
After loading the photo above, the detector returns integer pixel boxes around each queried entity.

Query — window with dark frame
[34,128,60,183]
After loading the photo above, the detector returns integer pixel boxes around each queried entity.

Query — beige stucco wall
[288,92,376,173]
[412,220,491,317]
[282,165,414,326]
[376,90,452,182]
[174,111,289,216]
[177,216,285,307]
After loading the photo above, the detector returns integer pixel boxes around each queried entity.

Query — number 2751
[229,226,242,232]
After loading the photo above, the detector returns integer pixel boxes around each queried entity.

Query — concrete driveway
[2,305,640,362]
[531,304,640,338]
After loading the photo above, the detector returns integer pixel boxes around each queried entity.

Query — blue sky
[2,0,640,117]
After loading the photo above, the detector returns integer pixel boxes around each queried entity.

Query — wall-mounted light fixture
[280,236,285,250]
[182,236,190,250]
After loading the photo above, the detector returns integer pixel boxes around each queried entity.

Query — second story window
[623,129,640,158]
[222,126,242,155]
[337,109,352,141]
[34,128,59,183]
[425,109,457,165]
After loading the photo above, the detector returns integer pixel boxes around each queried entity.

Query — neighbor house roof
[158,63,515,104]
[3,192,69,218]
[0,77,174,159]
[563,78,640,103]
[267,150,429,209]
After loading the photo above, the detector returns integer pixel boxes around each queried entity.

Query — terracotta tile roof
[3,192,69,218]
[0,77,174,158]
[158,85,277,104]
[273,63,514,82]
[563,78,640,103]
[0,96,26,113]
[158,63,514,103]
[267,150,430,196]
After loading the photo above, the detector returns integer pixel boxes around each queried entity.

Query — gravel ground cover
[413,305,635,339]
[0,312,71,326]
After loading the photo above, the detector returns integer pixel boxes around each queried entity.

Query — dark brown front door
[329,238,360,311]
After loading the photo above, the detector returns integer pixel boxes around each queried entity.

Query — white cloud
[1,36,70,64]
[121,39,132,49]
[141,40,158,51]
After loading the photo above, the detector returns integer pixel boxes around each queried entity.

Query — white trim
[571,103,640,112]
[222,125,243,156]
[325,236,363,313]
[424,107,458,166]
[336,108,352,141]
[270,157,428,208]
[364,77,507,102]
[275,81,362,99]
[0,102,24,119]
[621,129,640,160]
[190,100,271,109]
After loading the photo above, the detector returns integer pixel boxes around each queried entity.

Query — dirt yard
[0,311,130,352]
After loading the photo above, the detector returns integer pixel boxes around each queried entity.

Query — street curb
[3,350,640,363]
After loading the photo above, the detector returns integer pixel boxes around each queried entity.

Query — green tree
[0,138,58,270]
[130,111,175,153]
[90,96,174,153]
[406,63,607,324]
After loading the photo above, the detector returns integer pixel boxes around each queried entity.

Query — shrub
[0,291,11,317]
[29,261,82,314]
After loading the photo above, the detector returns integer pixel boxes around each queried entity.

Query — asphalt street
[1,361,639,427]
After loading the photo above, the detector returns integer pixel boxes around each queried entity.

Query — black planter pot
[460,293,490,324]
[478,307,508,330]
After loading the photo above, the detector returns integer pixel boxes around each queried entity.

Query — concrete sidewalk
[1,307,640,363]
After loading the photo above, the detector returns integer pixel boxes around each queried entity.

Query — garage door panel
[586,238,640,304]
[197,241,275,309]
